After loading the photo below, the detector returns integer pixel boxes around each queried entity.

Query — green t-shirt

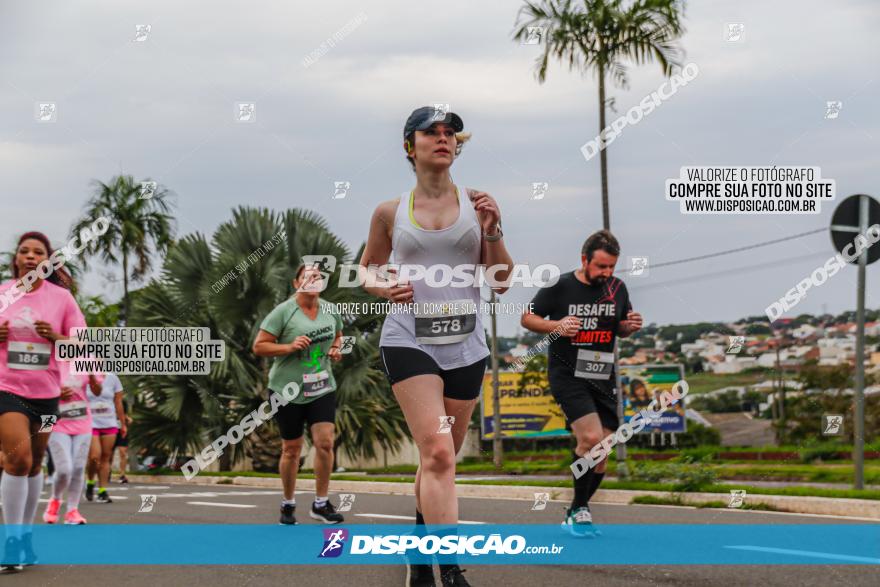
[259,298,343,404]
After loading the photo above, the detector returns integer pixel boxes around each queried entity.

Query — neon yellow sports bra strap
[408,186,460,229]
[408,190,422,228]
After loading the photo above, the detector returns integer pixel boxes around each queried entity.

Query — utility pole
[776,340,785,444]
[490,291,503,469]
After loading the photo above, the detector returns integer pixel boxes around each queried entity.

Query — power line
[626,252,825,292]
[624,227,827,273]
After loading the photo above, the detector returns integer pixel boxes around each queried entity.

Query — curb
[126,474,880,520]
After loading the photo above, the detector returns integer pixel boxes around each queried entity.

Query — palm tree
[70,175,175,323]
[0,251,13,282]
[127,206,408,471]
[77,294,121,327]
[514,0,686,229]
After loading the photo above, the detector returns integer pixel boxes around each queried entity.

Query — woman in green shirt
[253,264,343,525]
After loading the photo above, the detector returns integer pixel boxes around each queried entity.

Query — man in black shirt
[522,230,642,536]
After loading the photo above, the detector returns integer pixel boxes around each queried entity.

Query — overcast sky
[2,0,878,336]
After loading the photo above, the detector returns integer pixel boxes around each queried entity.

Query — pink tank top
[0,279,87,400]
[54,360,93,435]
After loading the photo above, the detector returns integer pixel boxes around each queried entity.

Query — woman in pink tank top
[0,232,86,572]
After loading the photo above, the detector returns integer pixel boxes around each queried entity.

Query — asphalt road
[2,481,878,586]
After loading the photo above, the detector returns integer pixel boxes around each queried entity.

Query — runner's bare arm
[114,391,127,436]
[252,330,309,356]
[617,311,643,338]
[328,331,343,362]
[468,189,513,294]
[359,199,413,303]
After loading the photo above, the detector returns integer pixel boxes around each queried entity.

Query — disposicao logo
[319,528,348,558]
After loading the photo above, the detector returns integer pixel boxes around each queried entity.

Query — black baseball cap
[403,106,464,139]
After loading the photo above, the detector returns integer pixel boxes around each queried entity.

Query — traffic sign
[830,194,880,265]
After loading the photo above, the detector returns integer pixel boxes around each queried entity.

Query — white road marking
[148,490,281,499]
[186,501,257,508]
[133,485,171,489]
[625,501,880,522]
[356,513,484,525]
[724,545,880,564]
[38,497,129,503]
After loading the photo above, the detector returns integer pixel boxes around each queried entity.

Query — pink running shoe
[42,498,61,524]
[64,509,87,525]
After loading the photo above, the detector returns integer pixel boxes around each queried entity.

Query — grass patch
[631,495,685,506]
[632,495,779,511]
[684,372,769,395]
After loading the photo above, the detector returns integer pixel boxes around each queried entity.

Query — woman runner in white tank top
[360,107,514,587]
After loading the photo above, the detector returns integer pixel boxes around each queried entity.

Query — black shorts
[379,346,487,401]
[0,391,59,427]
[272,391,336,440]
[548,372,619,431]
[115,432,128,448]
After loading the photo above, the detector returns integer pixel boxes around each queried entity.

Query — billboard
[480,372,568,439]
[620,363,687,433]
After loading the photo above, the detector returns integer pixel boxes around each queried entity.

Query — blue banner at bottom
[2,524,878,565]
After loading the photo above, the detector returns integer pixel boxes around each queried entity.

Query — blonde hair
[454,131,472,156]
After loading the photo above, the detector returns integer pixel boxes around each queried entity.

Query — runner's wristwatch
[484,224,503,242]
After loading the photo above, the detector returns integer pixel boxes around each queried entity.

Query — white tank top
[379,185,490,369]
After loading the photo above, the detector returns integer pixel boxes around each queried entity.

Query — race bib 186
[7,341,51,371]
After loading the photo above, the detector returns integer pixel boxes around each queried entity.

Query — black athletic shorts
[379,346,487,401]
[115,432,129,448]
[0,391,59,427]
[272,391,336,440]
[548,372,619,431]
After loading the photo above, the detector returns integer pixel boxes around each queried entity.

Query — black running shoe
[85,482,95,502]
[310,500,344,524]
[119,475,129,484]
[406,561,436,586]
[440,566,470,587]
[1,537,23,573]
[20,533,37,566]
[279,504,297,525]
[96,489,112,503]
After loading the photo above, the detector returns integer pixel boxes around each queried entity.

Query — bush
[799,441,846,463]
[671,456,718,492]
[628,456,718,492]
[629,461,671,483]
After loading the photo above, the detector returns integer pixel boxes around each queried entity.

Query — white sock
[23,472,44,532]
[1,473,28,538]
[314,496,328,507]
[281,498,296,506]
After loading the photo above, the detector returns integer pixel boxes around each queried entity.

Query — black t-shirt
[529,271,632,388]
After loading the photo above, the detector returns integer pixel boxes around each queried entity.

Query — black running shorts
[379,346,487,401]
[271,391,336,440]
[0,390,59,427]
[548,372,620,431]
